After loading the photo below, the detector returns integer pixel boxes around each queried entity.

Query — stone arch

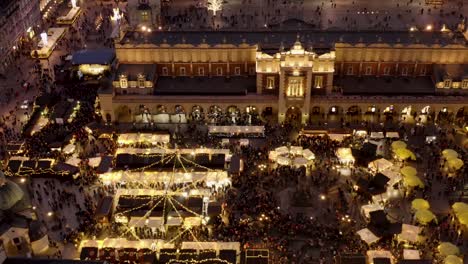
[190,105,204,121]
[226,105,241,124]
[156,105,167,114]
[285,106,302,124]
[328,105,342,115]
[346,105,361,115]
[174,105,185,114]
[115,105,132,122]
[311,106,322,115]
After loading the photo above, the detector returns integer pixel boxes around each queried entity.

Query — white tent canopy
[367,250,393,264]
[63,143,76,154]
[293,157,308,167]
[66,157,81,167]
[381,168,403,187]
[290,146,303,155]
[303,149,315,160]
[336,148,355,164]
[117,133,170,145]
[399,224,421,243]
[277,156,290,166]
[403,249,420,260]
[166,216,183,226]
[183,217,202,227]
[357,228,380,244]
[208,126,264,135]
[181,242,240,252]
[370,132,385,139]
[275,146,289,155]
[100,171,230,187]
[368,158,394,172]
[361,204,384,219]
[88,157,101,167]
[386,132,400,138]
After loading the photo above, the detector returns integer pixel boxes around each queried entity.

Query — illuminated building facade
[127,0,161,30]
[98,21,468,124]
[0,0,41,75]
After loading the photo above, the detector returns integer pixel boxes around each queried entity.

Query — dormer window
[137,73,145,88]
[461,79,468,89]
[443,79,452,88]
[120,75,128,88]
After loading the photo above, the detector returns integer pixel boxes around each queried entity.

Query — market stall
[357,228,380,244]
[398,224,421,243]
[369,158,394,172]
[336,148,355,165]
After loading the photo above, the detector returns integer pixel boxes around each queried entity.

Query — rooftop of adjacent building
[119,19,468,48]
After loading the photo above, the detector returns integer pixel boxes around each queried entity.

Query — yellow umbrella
[414,209,435,224]
[403,175,424,188]
[446,158,464,171]
[456,212,468,226]
[391,140,407,150]
[442,149,458,159]
[401,166,417,177]
[411,199,430,211]
[444,255,463,264]
[395,148,416,160]
[452,202,468,215]
[438,242,460,256]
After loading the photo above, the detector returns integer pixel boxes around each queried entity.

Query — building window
[234,67,241,76]
[216,67,223,76]
[346,66,354,75]
[383,67,391,76]
[266,76,275,89]
[420,67,426,76]
[137,74,145,88]
[249,67,255,75]
[314,76,323,88]
[162,67,168,76]
[140,11,149,22]
[180,67,186,76]
[462,79,468,89]
[365,66,372,75]
[443,79,452,88]
[120,76,128,88]
[198,67,204,76]
[287,77,303,97]
[401,67,408,76]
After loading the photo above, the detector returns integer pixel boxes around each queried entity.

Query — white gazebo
[398,224,421,243]
[368,158,393,172]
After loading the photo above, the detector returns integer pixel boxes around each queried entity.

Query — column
[326,73,333,95]
[256,73,262,94]
[278,70,286,123]
[377,61,381,77]
[303,70,312,124]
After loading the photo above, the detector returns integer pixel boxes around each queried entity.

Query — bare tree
[207,0,224,16]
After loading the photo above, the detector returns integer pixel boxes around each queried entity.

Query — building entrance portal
[285,107,302,124]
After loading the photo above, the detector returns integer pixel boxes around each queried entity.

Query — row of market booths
[5,156,80,179]
[208,126,265,138]
[301,128,400,141]
[114,148,230,170]
[112,189,223,227]
[337,253,433,264]
[80,239,240,263]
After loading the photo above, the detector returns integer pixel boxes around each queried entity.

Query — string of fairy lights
[112,149,220,244]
